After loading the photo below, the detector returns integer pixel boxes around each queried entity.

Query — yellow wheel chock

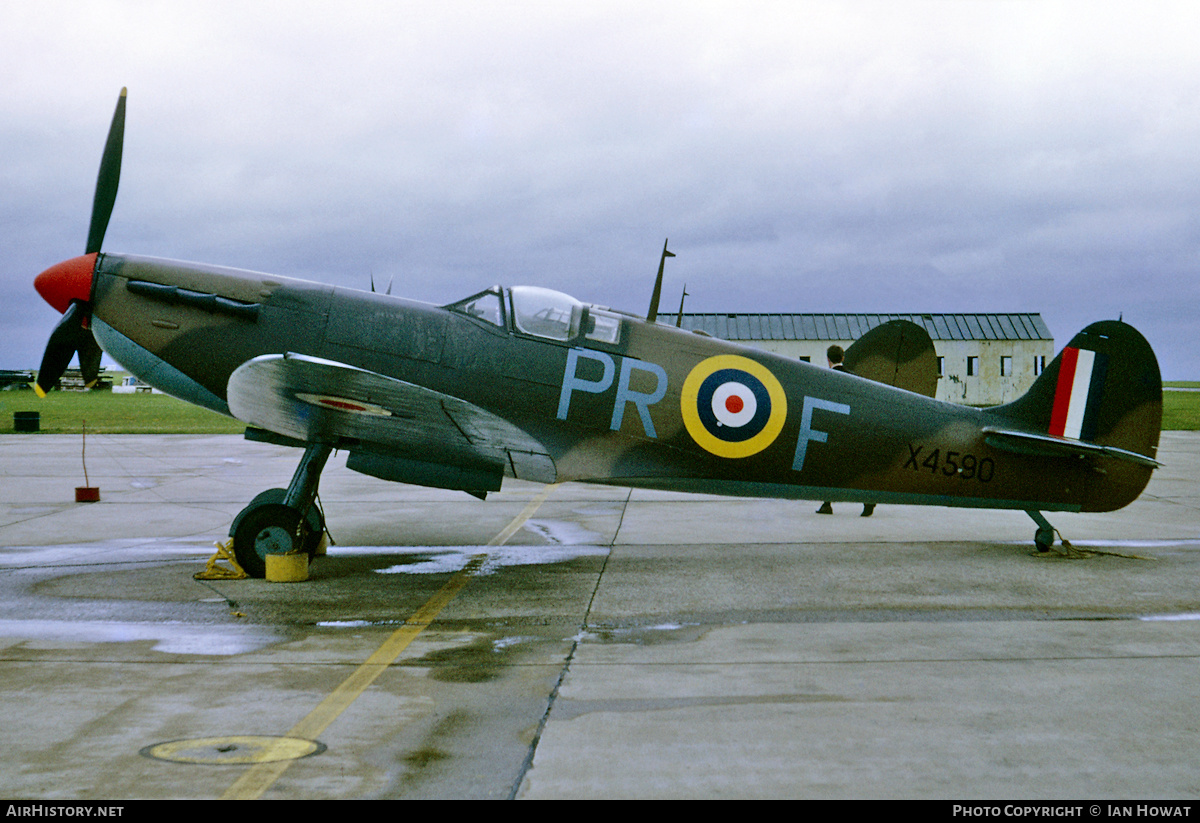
[194,539,248,580]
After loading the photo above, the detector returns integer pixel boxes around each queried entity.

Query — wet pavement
[0,432,1198,799]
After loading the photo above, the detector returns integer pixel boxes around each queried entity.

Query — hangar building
[660,312,1054,406]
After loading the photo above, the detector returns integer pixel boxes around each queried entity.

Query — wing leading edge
[226,353,557,486]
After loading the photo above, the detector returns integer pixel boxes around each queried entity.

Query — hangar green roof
[658,313,1052,343]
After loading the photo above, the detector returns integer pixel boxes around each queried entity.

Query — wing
[226,353,557,485]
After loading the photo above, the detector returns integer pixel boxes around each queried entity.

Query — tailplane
[843,318,938,397]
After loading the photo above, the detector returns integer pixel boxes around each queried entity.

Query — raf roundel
[681,355,788,458]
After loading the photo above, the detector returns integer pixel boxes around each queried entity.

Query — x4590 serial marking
[905,445,995,483]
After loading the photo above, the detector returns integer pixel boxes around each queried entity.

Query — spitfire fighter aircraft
[33,90,1163,576]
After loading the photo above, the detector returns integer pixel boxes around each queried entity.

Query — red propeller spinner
[34,253,98,315]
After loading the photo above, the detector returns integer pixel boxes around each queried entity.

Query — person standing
[816,345,875,517]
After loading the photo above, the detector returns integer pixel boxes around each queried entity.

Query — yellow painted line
[221,483,560,800]
[488,482,560,546]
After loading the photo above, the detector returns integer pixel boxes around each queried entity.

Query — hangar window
[510,286,583,341]
[967,356,979,377]
[1034,355,1046,375]
[936,356,944,376]
[1000,356,1013,377]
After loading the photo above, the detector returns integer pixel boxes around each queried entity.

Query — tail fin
[985,320,1162,511]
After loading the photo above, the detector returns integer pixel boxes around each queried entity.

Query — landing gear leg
[1026,510,1056,553]
[232,443,332,578]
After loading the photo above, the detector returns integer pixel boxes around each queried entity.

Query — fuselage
[82,252,1147,514]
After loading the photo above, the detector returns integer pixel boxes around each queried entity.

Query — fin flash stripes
[1049,347,1108,441]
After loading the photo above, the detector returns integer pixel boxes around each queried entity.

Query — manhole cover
[140,736,325,765]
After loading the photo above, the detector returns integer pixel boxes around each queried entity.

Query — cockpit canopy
[510,286,581,341]
[448,285,623,345]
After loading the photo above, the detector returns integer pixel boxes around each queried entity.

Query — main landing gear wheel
[233,503,302,579]
[231,444,333,579]
[230,489,326,578]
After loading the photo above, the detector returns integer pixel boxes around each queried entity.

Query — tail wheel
[1034,525,1055,553]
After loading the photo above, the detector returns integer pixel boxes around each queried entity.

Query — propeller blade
[35,301,88,396]
[85,87,126,255]
[78,332,103,387]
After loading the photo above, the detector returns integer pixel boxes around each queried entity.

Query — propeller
[33,88,126,396]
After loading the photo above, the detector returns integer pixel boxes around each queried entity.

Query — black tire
[230,488,288,535]
[232,503,303,578]
[1034,525,1055,553]
[230,489,326,567]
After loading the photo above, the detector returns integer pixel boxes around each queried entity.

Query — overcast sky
[3,0,1199,379]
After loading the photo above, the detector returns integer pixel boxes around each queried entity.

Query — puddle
[371,544,609,576]
[522,519,603,545]
[411,634,535,682]
[1066,539,1200,548]
[0,617,285,655]
[0,539,215,568]
[1140,613,1200,621]
[578,622,705,645]
[1003,538,1200,549]
[492,635,534,650]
